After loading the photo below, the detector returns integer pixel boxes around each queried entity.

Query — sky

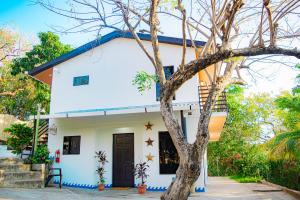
[0,0,298,95]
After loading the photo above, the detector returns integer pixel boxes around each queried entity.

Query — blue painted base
[53,181,205,192]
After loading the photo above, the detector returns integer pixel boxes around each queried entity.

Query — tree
[37,0,300,199]
[269,65,300,161]
[0,66,39,120]
[0,31,72,119]
[11,31,72,75]
[208,85,271,177]
[0,28,26,66]
[4,123,33,155]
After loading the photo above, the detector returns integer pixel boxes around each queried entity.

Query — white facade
[46,36,206,191]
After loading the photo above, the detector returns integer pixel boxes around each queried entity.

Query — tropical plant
[95,150,108,184]
[134,161,149,185]
[269,66,300,161]
[30,144,50,164]
[4,123,32,154]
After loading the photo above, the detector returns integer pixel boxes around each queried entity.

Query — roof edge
[29,31,205,76]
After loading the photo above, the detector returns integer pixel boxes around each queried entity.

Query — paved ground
[0,177,297,200]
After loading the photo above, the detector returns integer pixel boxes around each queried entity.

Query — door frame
[112,133,135,187]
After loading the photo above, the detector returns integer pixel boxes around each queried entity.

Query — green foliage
[230,175,262,183]
[267,160,300,191]
[208,85,271,178]
[160,0,177,10]
[30,144,50,164]
[275,91,300,131]
[268,131,300,161]
[11,31,72,75]
[132,71,158,93]
[209,66,300,190]
[95,150,108,184]
[4,123,33,154]
[1,31,72,119]
[0,66,49,119]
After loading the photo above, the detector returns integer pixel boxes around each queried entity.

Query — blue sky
[0,1,298,94]
[0,0,95,46]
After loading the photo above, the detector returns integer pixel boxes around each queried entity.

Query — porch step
[0,158,44,188]
[0,164,31,172]
[0,158,23,165]
[4,179,44,188]
[0,171,42,181]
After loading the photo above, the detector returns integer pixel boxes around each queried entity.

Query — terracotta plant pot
[98,183,105,191]
[137,185,147,194]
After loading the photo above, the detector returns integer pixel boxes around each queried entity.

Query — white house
[29,31,227,192]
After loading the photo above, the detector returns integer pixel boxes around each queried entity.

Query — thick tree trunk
[160,142,208,200]
[160,90,210,200]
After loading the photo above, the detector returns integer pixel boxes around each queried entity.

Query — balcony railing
[198,85,228,112]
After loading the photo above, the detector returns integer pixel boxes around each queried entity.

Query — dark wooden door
[113,133,134,187]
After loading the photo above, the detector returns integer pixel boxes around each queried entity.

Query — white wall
[48,111,205,189]
[50,38,199,114]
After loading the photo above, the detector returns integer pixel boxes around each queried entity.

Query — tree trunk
[160,91,210,200]
[160,145,207,200]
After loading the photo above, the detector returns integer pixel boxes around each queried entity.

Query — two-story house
[29,31,227,192]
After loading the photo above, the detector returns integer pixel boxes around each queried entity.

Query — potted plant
[30,144,50,172]
[95,150,108,191]
[134,161,149,194]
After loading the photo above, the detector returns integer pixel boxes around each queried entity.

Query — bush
[230,175,262,183]
[31,144,50,164]
[208,142,269,178]
[266,160,300,191]
[4,123,33,154]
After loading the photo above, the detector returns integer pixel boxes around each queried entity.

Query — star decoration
[146,153,154,161]
[145,121,153,131]
[145,138,154,146]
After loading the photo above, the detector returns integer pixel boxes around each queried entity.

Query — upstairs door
[113,133,134,187]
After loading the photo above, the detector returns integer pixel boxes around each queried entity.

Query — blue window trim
[73,75,89,86]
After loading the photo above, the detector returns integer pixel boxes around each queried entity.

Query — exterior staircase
[0,158,44,188]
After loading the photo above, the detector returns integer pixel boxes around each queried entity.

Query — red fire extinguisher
[55,149,60,163]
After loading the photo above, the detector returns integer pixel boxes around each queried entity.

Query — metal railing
[198,85,228,112]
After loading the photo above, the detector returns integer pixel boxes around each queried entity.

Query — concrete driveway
[0,177,297,200]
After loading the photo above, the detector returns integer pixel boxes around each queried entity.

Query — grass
[230,175,263,183]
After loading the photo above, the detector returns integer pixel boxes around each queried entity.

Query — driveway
[0,177,297,200]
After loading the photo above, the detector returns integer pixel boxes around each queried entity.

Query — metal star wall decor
[145,137,154,146]
[146,153,154,161]
[145,121,153,131]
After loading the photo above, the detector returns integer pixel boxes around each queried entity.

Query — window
[156,66,174,101]
[73,75,89,86]
[159,131,179,174]
[63,136,81,155]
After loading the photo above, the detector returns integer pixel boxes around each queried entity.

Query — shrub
[31,144,50,164]
[4,123,33,154]
[266,160,300,191]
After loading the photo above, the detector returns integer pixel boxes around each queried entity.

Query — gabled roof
[29,31,205,76]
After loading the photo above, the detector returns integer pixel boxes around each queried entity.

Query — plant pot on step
[137,184,147,194]
[31,163,45,171]
[98,183,105,191]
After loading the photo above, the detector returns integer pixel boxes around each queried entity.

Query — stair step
[0,158,23,165]
[0,171,42,181]
[2,179,44,188]
[0,164,31,172]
